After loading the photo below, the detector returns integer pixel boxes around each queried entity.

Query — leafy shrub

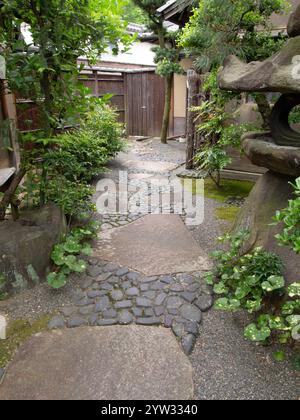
[207,231,300,361]
[274,177,300,254]
[47,220,99,289]
[207,230,284,313]
[20,103,124,219]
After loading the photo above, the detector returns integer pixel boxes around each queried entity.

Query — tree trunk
[186,70,202,169]
[254,93,272,130]
[161,74,173,144]
[0,167,26,221]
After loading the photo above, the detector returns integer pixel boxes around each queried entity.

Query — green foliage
[47,220,99,289]
[0,273,8,301]
[122,0,149,24]
[208,230,300,361]
[274,177,300,254]
[179,0,287,72]
[0,0,131,133]
[19,102,124,218]
[193,72,259,186]
[207,230,285,314]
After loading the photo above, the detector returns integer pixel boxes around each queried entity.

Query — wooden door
[125,71,165,137]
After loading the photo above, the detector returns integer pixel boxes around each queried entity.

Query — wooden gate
[15,67,166,138]
[125,71,165,137]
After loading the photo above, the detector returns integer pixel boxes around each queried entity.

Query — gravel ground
[0,275,81,322]
[191,309,299,400]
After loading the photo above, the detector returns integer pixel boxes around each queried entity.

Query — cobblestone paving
[48,258,213,355]
[48,138,213,354]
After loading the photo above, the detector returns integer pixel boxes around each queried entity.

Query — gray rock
[143,291,156,299]
[142,276,158,283]
[79,305,94,316]
[87,290,103,299]
[48,316,65,330]
[177,274,194,284]
[160,275,173,284]
[169,283,184,292]
[132,307,143,317]
[150,282,165,291]
[187,283,200,293]
[61,306,76,317]
[107,276,120,285]
[110,290,124,301]
[87,266,102,278]
[141,283,149,292]
[95,296,111,312]
[126,287,139,297]
[103,308,117,319]
[168,308,179,315]
[145,308,155,317]
[163,314,174,328]
[67,318,88,328]
[96,273,112,282]
[181,291,195,303]
[100,283,113,291]
[76,297,93,307]
[103,263,120,272]
[89,313,98,325]
[136,317,161,325]
[180,304,202,323]
[172,321,185,338]
[118,310,133,325]
[122,281,131,289]
[166,296,184,310]
[181,334,196,355]
[194,295,213,312]
[116,268,129,277]
[97,319,117,326]
[136,297,152,308]
[80,276,94,289]
[287,4,300,37]
[115,300,133,309]
[126,272,140,281]
[154,306,165,317]
[0,368,5,381]
[184,321,199,335]
[155,292,167,306]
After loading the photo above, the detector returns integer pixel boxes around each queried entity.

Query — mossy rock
[0,314,52,368]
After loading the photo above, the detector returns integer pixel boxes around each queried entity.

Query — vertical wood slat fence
[15,67,166,138]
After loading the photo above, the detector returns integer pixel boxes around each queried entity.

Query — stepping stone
[0,327,193,400]
[94,215,211,276]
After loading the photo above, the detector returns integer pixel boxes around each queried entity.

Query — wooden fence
[15,67,166,138]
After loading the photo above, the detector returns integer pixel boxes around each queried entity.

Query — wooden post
[186,70,201,169]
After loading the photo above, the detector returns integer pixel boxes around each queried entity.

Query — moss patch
[184,178,254,203]
[215,206,240,222]
[0,314,52,368]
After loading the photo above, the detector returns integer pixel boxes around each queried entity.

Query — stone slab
[0,326,194,400]
[123,160,178,173]
[95,214,211,275]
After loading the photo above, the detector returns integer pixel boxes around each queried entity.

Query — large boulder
[218,37,300,94]
[233,171,300,284]
[288,4,300,38]
[0,204,67,296]
[242,133,300,177]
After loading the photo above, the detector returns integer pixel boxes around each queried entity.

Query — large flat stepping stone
[0,326,193,400]
[121,160,178,173]
[95,214,211,275]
